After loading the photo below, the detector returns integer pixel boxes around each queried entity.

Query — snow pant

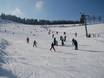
[33,44,37,47]
[50,47,56,51]
[75,45,78,50]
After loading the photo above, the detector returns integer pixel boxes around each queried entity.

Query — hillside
[0,22,104,78]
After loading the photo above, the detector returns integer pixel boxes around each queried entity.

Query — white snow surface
[0,23,104,78]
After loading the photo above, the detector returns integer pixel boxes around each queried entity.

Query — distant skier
[64,35,66,42]
[60,36,64,46]
[33,40,37,47]
[54,38,58,46]
[61,39,64,46]
[60,36,63,41]
[72,38,78,50]
[52,34,54,38]
[75,32,77,37]
[56,31,58,34]
[50,42,56,52]
[48,30,51,35]
[74,39,78,50]
[64,32,66,35]
[26,37,29,43]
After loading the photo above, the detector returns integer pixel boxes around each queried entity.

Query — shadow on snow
[78,49,104,53]
[0,39,17,78]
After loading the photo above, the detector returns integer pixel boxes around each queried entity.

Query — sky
[0,0,104,20]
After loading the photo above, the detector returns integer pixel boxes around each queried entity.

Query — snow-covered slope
[0,23,104,78]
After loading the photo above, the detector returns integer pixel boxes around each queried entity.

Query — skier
[48,30,51,35]
[33,40,37,47]
[26,37,29,43]
[50,42,56,52]
[64,35,66,42]
[75,32,77,37]
[61,39,64,46]
[60,36,63,41]
[60,36,64,46]
[64,32,66,35]
[52,34,54,38]
[72,38,78,50]
[56,31,58,34]
[74,39,78,50]
[54,38,57,46]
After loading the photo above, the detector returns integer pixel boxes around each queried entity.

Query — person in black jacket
[61,39,64,46]
[54,38,57,46]
[33,40,37,47]
[26,37,29,43]
[74,39,78,50]
[72,38,78,50]
[50,42,56,52]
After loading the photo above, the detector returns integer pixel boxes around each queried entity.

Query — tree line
[0,13,80,25]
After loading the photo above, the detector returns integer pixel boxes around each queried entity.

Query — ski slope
[0,22,104,78]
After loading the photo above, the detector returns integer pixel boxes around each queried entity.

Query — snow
[0,22,104,78]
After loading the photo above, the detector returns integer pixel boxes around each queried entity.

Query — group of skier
[26,37,37,47]
[50,39,78,52]
[26,31,78,52]
[50,32,78,51]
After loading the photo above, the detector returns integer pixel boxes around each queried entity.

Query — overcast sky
[0,0,104,20]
